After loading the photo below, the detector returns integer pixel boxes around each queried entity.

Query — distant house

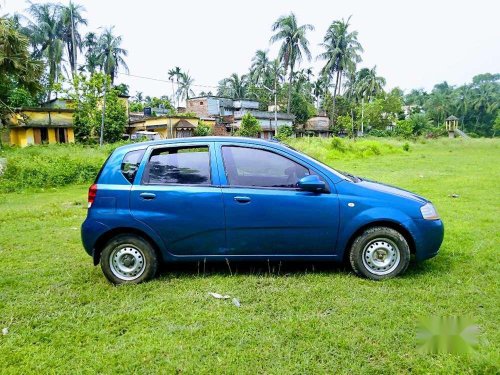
[1,95,130,147]
[2,105,75,147]
[186,96,294,139]
[296,115,331,137]
[127,109,216,139]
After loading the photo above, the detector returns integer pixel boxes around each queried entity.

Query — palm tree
[313,77,327,110]
[217,73,249,99]
[0,17,44,106]
[318,16,363,124]
[25,2,64,100]
[270,13,314,113]
[355,66,386,101]
[176,72,195,104]
[250,50,270,85]
[168,66,182,106]
[60,1,87,79]
[96,26,128,84]
[354,66,386,134]
[81,31,99,73]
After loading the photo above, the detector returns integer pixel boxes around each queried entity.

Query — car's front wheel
[349,226,410,280]
[101,234,158,285]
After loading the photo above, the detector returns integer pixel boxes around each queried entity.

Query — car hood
[357,179,428,204]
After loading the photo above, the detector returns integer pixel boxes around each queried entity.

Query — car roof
[115,136,289,152]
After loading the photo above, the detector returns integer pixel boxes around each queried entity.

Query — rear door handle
[140,192,156,200]
[234,196,251,203]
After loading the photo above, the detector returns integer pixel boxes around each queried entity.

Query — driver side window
[222,146,310,188]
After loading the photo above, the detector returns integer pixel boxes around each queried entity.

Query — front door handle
[234,196,251,203]
[140,192,156,200]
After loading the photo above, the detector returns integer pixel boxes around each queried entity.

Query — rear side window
[121,149,146,183]
[143,146,211,185]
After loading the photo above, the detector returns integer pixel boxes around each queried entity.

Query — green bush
[0,144,117,192]
[402,142,410,152]
[237,113,261,137]
[368,129,391,137]
[194,121,212,136]
[276,125,293,140]
[330,137,347,152]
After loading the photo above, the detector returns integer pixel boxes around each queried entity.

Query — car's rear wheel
[349,226,410,280]
[101,234,158,285]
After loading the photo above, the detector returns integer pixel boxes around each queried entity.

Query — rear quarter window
[121,149,146,183]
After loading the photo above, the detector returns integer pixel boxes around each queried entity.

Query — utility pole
[273,77,278,136]
[100,80,107,146]
[263,84,278,137]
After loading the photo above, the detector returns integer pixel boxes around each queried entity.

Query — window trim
[140,144,213,186]
[220,145,330,193]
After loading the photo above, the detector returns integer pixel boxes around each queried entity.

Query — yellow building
[127,115,216,139]
[3,107,75,147]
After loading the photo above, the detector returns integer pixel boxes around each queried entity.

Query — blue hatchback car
[81,137,444,284]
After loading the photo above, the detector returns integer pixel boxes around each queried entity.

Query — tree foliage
[0,16,43,119]
[194,120,212,136]
[66,72,127,143]
[237,113,261,137]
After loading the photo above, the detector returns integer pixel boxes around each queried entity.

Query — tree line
[1,3,498,139]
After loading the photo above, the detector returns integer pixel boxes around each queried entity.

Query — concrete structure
[445,115,459,138]
[2,107,75,147]
[186,95,294,139]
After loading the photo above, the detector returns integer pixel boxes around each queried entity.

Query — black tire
[100,234,158,285]
[349,226,410,280]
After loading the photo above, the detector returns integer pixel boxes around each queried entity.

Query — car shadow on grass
[154,255,444,280]
[157,260,350,279]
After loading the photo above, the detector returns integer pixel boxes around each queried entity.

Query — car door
[130,142,226,256]
[218,144,339,256]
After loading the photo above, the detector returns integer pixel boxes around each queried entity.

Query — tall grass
[0,144,118,192]
[286,136,405,164]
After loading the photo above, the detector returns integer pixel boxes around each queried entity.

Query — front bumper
[406,218,444,261]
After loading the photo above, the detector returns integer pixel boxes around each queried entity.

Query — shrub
[276,125,293,140]
[194,121,212,136]
[368,129,390,137]
[330,137,347,152]
[0,144,116,192]
[395,119,414,139]
[237,113,261,137]
[402,142,410,152]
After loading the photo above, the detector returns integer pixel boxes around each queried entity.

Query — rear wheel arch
[341,220,416,263]
[93,227,162,266]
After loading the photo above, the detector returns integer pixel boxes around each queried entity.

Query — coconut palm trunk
[331,71,340,126]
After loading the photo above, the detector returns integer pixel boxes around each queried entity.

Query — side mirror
[297,175,326,193]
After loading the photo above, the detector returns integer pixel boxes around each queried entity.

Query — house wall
[140,117,200,139]
[186,99,210,117]
[6,109,75,147]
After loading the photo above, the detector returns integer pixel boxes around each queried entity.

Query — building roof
[303,116,330,131]
[446,115,459,121]
[128,114,199,125]
[15,107,74,113]
[174,119,196,129]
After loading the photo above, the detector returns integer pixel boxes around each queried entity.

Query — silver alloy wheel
[362,238,401,276]
[109,246,146,281]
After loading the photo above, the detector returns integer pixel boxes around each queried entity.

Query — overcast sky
[4,0,500,98]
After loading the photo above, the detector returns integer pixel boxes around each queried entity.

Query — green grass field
[0,138,499,374]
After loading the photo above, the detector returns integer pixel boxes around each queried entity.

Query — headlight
[420,203,440,220]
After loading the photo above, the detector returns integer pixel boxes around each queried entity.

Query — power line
[115,71,219,90]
